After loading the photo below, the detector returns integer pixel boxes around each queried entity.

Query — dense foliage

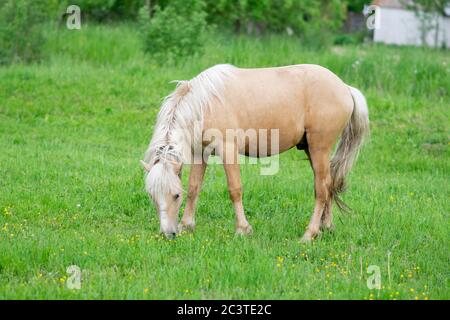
[206,0,346,35]
[0,0,59,64]
[66,0,146,21]
[0,0,446,63]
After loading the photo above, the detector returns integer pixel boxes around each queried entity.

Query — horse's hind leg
[311,143,334,231]
[301,133,333,242]
[321,199,334,231]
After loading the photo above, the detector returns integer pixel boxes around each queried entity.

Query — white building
[370,0,450,48]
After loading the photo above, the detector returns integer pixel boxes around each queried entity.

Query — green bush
[138,0,207,61]
[0,0,58,65]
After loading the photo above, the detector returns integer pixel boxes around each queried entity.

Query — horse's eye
[174,194,180,200]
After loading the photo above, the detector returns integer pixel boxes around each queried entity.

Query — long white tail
[330,86,370,211]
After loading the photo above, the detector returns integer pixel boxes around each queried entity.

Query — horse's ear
[172,161,183,176]
[140,160,151,172]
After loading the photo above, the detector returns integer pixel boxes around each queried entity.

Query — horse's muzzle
[164,232,176,240]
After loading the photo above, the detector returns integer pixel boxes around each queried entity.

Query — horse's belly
[204,103,305,157]
[239,126,304,157]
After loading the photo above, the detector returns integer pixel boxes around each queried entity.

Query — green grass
[0,24,449,299]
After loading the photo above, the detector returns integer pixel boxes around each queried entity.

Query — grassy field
[0,24,449,299]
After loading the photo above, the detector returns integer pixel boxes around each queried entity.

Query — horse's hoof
[164,232,177,240]
[300,234,312,243]
[321,222,335,232]
[178,222,195,233]
[300,230,320,243]
[236,224,253,236]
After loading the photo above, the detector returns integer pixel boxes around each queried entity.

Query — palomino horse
[141,64,369,241]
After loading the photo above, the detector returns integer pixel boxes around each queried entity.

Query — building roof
[371,0,410,9]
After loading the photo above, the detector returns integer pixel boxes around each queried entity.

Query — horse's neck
[147,66,233,164]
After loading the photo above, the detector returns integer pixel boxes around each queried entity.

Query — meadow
[0,24,448,299]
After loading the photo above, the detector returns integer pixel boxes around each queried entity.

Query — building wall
[374,7,450,48]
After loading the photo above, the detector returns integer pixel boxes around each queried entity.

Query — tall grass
[43,24,449,101]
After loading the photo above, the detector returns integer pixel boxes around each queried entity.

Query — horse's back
[221,64,353,119]
[234,64,352,108]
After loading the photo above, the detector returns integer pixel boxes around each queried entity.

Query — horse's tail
[330,86,370,211]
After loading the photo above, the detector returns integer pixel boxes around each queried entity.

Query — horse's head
[141,159,183,239]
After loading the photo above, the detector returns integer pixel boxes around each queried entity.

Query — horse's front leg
[221,146,252,235]
[179,158,208,232]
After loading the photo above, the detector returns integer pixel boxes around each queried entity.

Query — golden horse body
[142,64,369,241]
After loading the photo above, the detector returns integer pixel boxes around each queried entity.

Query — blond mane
[144,64,236,167]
